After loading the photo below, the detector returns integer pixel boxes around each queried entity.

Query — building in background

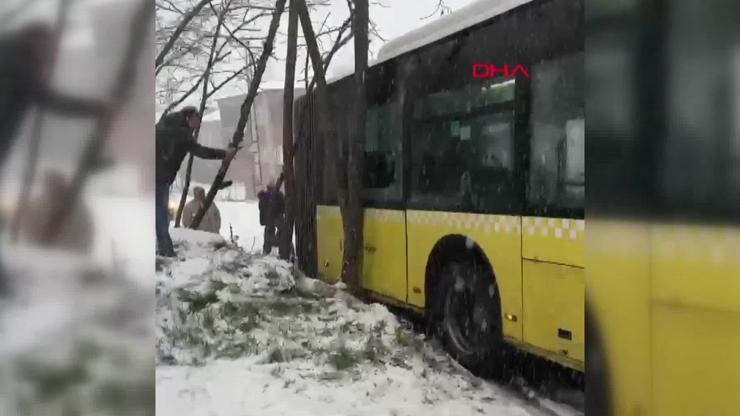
[171,110,248,200]
[172,87,303,200]
[212,86,305,200]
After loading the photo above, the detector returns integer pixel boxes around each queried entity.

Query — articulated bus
[296,0,584,374]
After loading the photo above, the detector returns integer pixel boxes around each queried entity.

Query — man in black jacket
[155,106,236,257]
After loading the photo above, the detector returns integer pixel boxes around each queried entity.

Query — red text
[472,63,529,79]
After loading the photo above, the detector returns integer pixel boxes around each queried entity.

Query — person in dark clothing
[155,106,236,257]
[257,180,285,255]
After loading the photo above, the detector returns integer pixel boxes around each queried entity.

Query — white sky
[181,0,481,109]
[296,0,479,79]
[9,0,481,113]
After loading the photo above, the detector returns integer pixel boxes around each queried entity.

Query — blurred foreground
[587,0,740,414]
[0,244,153,414]
[0,0,154,413]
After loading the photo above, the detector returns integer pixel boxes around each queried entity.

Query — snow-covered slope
[217,201,264,252]
[0,245,153,414]
[156,229,578,416]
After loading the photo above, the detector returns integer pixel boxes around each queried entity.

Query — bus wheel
[438,259,503,374]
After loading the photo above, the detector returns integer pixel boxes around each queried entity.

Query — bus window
[528,52,585,213]
[657,41,740,217]
[363,102,403,203]
[409,80,518,214]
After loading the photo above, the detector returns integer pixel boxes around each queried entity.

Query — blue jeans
[156,182,175,256]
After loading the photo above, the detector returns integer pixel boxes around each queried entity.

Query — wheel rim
[443,266,495,356]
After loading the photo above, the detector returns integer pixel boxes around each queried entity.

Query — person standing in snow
[156,106,236,257]
[182,186,221,234]
[257,175,285,255]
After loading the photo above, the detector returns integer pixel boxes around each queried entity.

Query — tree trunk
[292,13,352,276]
[40,0,153,244]
[279,1,298,260]
[294,93,317,277]
[344,0,368,290]
[174,0,230,228]
[190,0,287,229]
[295,0,364,290]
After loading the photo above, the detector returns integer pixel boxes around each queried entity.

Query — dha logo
[472,63,529,79]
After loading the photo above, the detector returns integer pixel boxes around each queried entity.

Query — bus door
[522,52,585,365]
[360,102,408,302]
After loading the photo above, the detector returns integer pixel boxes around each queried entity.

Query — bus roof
[327,0,533,83]
[376,0,534,63]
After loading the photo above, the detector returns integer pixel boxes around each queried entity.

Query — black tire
[434,258,504,374]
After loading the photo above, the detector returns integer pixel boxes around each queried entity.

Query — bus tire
[436,258,503,375]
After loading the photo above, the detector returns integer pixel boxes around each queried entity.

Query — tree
[421,0,451,20]
[279,0,299,260]
[293,3,355,278]
[293,0,367,291]
[189,0,287,230]
[173,0,231,228]
[155,0,212,70]
[345,0,368,290]
[155,0,268,120]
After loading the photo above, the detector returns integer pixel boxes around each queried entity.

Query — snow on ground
[89,195,153,285]
[156,229,579,416]
[0,244,153,414]
[217,200,264,253]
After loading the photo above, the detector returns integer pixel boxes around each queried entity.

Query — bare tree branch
[210,1,269,50]
[155,0,211,69]
[160,0,185,14]
[304,12,353,92]
[159,49,234,120]
[205,67,245,99]
[175,0,232,227]
[190,0,288,230]
[421,0,451,20]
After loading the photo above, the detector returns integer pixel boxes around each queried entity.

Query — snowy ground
[217,200,264,253]
[156,228,580,416]
[0,245,153,414]
[0,194,154,414]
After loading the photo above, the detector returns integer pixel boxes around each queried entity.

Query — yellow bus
[587,1,740,414]
[295,0,584,374]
